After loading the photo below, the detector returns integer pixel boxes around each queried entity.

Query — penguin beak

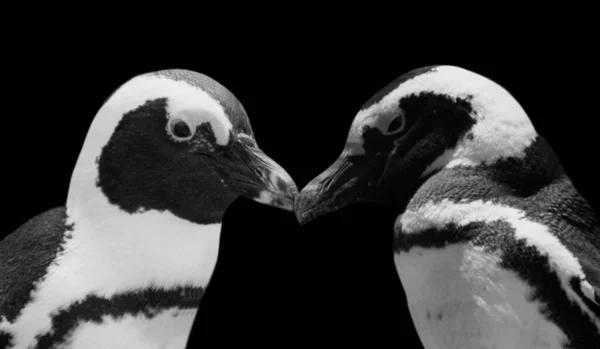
[218,134,297,211]
[295,150,386,225]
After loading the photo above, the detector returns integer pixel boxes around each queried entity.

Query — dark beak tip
[292,191,317,225]
[294,210,312,226]
[297,218,309,226]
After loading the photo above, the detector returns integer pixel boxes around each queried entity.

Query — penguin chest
[394,244,567,349]
[63,307,197,349]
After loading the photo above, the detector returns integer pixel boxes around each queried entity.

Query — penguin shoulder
[542,179,600,307]
[0,207,72,323]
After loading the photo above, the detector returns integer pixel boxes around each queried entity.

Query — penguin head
[295,65,537,224]
[68,69,297,225]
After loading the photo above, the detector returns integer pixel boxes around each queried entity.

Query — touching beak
[294,150,384,225]
[220,134,297,211]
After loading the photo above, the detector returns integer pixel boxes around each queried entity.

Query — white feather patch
[395,244,567,348]
[397,199,600,326]
[64,307,196,349]
[348,66,537,173]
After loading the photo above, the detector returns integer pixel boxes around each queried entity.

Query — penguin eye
[385,115,405,135]
[168,118,194,141]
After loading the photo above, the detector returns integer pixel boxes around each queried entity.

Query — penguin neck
[64,168,222,289]
[411,136,568,209]
[477,135,567,196]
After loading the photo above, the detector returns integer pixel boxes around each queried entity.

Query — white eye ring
[384,114,405,135]
[167,118,195,141]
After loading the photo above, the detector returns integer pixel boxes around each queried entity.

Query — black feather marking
[356,92,477,205]
[33,286,204,349]
[0,207,72,323]
[570,278,600,318]
[0,331,12,349]
[394,221,480,251]
[95,98,237,225]
[190,122,218,152]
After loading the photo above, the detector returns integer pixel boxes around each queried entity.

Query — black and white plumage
[295,66,599,348]
[0,69,297,349]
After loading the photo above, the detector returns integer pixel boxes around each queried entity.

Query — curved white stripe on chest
[62,307,197,349]
[2,206,220,349]
[396,199,599,327]
[395,244,567,349]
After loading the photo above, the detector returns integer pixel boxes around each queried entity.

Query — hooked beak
[294,151,386,225]
[218,134,297,211]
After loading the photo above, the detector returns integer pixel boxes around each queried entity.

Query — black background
[3,43,598,348]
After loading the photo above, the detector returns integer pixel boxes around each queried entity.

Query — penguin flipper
[0,207,70,323]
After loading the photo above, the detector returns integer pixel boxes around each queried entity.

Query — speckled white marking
[395,244,566,349]
[396,199,600,328]
[63,307,197,349]
[346,66,537,171]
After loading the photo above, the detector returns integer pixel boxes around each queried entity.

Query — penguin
[0,69,297,349]
[294,66,600,348]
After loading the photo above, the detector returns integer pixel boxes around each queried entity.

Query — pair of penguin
[1,66,598,348]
